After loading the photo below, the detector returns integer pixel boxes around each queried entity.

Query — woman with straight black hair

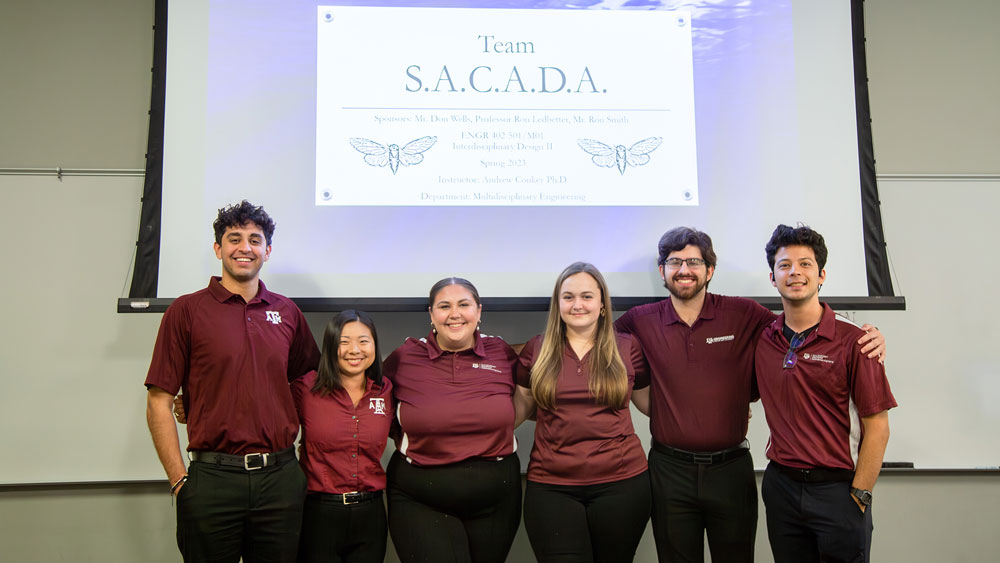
[516,262,652,563]
[292,309,394,563]
[383,277,523,563]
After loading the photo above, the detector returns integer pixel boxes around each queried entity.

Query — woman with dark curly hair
[383,277,523,563]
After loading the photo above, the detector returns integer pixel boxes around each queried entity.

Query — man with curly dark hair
[144,200,319,562]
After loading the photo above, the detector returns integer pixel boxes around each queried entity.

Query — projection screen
[126,0,897,309]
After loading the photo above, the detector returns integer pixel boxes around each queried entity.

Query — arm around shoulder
[630,386,650,417]
[514,385,537,428]
[623,333,650,389]
[513,337,540,427]
[288,308,320,380]
[613,308,634,334]
[857,323,886,364]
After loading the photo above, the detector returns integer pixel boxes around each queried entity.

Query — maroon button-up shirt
[292,371,394,493]
[145,277,320,455]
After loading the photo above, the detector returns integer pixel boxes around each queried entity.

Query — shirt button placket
[352,414,360,486]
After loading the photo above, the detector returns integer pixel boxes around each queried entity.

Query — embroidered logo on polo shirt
[472,362,502,373]
[802,353,834,364]
[265,311,282,325]
[706,335,735,344]
[369,398,387,415]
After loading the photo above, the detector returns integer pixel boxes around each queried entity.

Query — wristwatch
[850,487,873,507]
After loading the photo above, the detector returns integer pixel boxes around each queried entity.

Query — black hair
[764,224,828,271]
[213,200,276,245]
[428,277,481,308]
[657,227,718,269]
[312,310,383,396]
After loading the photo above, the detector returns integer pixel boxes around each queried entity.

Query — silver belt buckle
[244,452,268,470]
[692,452,714,464]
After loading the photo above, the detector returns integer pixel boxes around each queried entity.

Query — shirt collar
[662,292,716,325]
[207,276,272,305]
[814,303,837,341]
[765,302,836,342]
[422,329,487,360]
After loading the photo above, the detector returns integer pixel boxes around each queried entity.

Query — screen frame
[125,0,902,313]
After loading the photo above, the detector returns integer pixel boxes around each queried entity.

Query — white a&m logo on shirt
[471,363,502,373]
[706,334,735,345]
[265,311,282,325]
[369,398,386,415]
[802,353,834,364]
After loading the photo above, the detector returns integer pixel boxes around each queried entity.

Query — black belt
[653,440,750,465]
[308,490,383,505]
[773,462,854,483]
[190,446,295,471]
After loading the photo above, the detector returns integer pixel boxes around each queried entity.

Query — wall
[0,0,997,561]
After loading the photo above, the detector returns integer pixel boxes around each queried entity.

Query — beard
[664,274,708,301]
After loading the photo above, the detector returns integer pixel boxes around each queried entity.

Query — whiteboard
[0,175,173,484]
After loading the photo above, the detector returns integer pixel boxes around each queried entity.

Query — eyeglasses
[783,332,807,369]
[663,257,706,269]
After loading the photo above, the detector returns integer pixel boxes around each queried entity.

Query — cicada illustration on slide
[348,136,437,175]
[577,137,663,175]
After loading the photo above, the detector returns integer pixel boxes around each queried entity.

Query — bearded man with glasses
[615,226,887,563]
[755,224,896,563]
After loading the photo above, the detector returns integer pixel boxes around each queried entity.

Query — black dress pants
[176,456,307,563]
[386,452,521,563]
[761,462,872,563]
[522,471,651,563]
[298,492,386,563]
[648,446,757,563]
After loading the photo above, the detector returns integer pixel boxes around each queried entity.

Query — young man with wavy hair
[755,224,895,563]
[144,200,319,562]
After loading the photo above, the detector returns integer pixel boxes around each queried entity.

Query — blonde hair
[530,262,627,410]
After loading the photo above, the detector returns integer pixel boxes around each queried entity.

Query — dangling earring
[600,308,606,317]
[477,320,482,331]
[430,321,437,335]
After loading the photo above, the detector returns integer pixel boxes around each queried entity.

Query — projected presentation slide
[315,7,697,206]
[160,0,872,299]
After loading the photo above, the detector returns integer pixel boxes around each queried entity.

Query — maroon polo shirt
[615,294,775,451]
[292,371,394,493]
[382,331,518,466]
[755,303,897,470]
[144,277,320,455]
[517,333,650,486]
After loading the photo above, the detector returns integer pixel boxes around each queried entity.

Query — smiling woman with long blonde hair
[515,262,652,563]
